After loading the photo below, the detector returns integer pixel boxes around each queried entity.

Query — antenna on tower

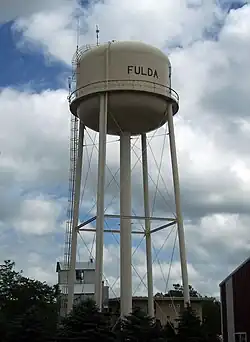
[76,15,81,51]
[96,25,100,46]
[73,9,82,65]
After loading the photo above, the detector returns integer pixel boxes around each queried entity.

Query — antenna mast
[96,25,100,46]
[76,14,81,53]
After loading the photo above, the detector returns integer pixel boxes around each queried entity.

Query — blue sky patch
[218,0,248,11]
[0,21,70,91]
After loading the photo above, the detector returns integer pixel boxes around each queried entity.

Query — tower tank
[69,41,179,135]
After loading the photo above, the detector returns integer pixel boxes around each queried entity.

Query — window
[76,270,84,282]
[235,333,247,342]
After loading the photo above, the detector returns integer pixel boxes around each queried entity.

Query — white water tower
[66,40,190,317]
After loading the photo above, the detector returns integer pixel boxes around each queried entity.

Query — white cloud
[0,88,69,187]
[13,0,228,64]
[13,7,77,63]
[12,195,63,235]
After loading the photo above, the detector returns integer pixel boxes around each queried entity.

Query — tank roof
[77,40,169,62]
[109,296,210,302]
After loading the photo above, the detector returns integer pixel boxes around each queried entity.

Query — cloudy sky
[1,0,250,299]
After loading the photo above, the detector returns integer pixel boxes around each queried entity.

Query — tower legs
[167,103,190,306]
[95,93,108,310]
[141,133,154,317]
[120,133,132,317]
[69,100,189,316]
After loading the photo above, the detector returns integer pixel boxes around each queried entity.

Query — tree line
[0,260,221,342]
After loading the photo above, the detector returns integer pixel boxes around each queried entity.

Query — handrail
[72,41,117,64]
[72,44,94,64]
[68,79,179,104]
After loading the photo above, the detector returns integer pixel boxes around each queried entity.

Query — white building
[56,260,109,316]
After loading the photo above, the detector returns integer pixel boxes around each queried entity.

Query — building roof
[109,296,210,302]
[219,256,250,286]
[56,260,95,272]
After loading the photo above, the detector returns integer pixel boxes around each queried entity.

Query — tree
[162,322,176,342]
[160,284,202,298]
[155,284,221,341]
[202,298,221,342]
[176,305,205,342]
[119,307,165,342]
[57,298,116,342]
[0,260,59,342]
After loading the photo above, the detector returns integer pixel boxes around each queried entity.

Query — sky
[0,0,250,299]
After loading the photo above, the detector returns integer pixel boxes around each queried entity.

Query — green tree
[57,298,116,342]
[202,298,221,342]
[119,307,164,342]
[155,284,221,341]
[161,284,201,298]
[162,321,176,342]
[0,260,58,342]
[176,305,205,342]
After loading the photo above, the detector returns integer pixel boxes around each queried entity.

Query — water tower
[66,40,190,317]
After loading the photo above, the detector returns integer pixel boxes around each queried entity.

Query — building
[56,259,205,325]
[56,260,109,316]
[109,296,205,327]
[220,257,250,342]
